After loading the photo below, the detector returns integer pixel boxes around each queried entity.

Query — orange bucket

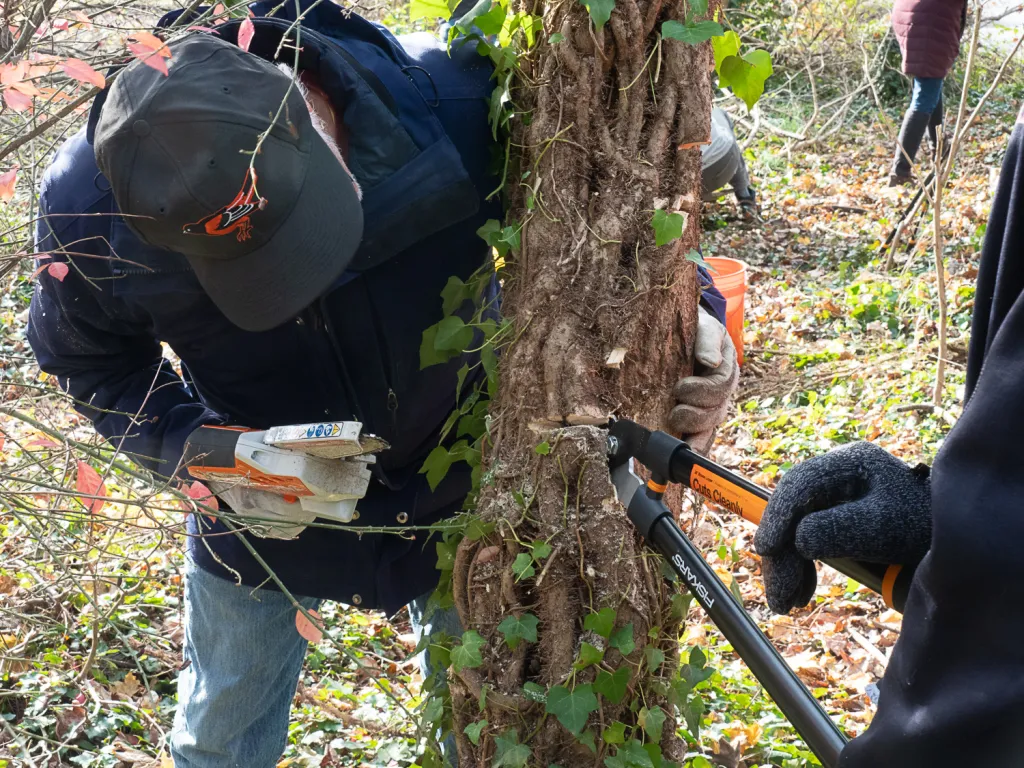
[705,256,747,365]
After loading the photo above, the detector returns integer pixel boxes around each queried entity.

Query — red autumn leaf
[61,58,105,89]
[238,18,255,52]
[212,3,228,23]
[0,431,6,454]
[128,31,171,58]
[71,11,92,29]
[185,480,219,524]
[3,87,32,111]
[127,43,169,76]
[52,18,70,31]
[295,609,324,643]
[0,165,17,202]
[47,262,69,281]
[75,460,107,514]
[186,26,217,33]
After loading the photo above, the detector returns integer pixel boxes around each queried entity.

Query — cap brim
[191,136,364,333]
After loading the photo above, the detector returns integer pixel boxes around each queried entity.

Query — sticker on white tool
[263,421,390,459]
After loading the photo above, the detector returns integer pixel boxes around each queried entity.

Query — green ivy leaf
[685,249,710,269]
[651,209,685,247]
[454,0,508,35]
[583,607,616,639]
[574,642,605,670]
[409,0,453,22]
[434,315,474,352]
[464,719,488,745]
[719,50,773,111]
[465,517,495,541]
[523,681,547,703]
[602,722,627,745]
[608,623,635,656]
[497,612,539,650]
[687,0,708,15]
[531,540,553,560]
[690,758,712,768]
[512,552,536,580]
[682,694,704,739]
[639,705,666,743]
[534,441,551,455]
[545,684,598,734]
[493,731,531,768]
[670,592,693,620]
[435,539,457,571]
[644,645,665,672]
[593,666,631,704]
[690,646,706,669]
[420,323,453,369]
[606,739,655,768]
[577,0,614,30]
[661,20,723,45]
[420,445,453,491]
[711,29,740,75]
[576,729,597,754]
[450,630,486,673]
[441,276,474,317]
[548,32,565,43]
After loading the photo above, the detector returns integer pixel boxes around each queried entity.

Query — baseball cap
[94,33,363,332]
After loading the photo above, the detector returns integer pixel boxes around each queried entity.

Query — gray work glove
[753,442,932,614]
[668,306,739,454]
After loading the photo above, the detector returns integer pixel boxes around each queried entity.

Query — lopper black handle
[608,420,918,612]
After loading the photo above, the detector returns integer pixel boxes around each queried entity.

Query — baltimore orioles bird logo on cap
[183,167,267,242]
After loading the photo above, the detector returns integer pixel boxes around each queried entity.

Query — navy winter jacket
[839,106,1024,765]
[27,1,725,614]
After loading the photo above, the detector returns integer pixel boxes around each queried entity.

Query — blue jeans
[169,558,462,767]
[910,76,943,114]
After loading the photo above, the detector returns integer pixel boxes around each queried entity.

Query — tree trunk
[450,0,713,764]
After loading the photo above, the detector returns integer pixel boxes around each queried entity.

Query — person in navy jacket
[26,3,736,765]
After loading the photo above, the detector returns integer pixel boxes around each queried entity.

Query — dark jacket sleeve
[26,182,223,479]
[698,265,727,325]
[839,112,1024,767]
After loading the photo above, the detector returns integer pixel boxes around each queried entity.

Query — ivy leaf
[609,623,635,656]
[651,209,686,247]
[409,0,453,21]
[512,552,536,580]
[451,630,486,673]
[420,445,453,491]
[465,517,495,541]
[534,441,551,455]
[493,731,531,768]
[711,29,740,75]
[682,694,704,739]
[687,0,708,15]
[670,592,693,620]
[574,642,605,670]
[464,719,487,745]
[548,32,565,43]
[435,539,457,571]
[690,646,706,669]
[453,0,507,36]
[523,681,547,703]
[435,315,474,352]
[497,612,539,650]
[441,276,473,317]
[583,607,616,639]
[576,729,597,754]
[661,20,723,45]
[644,645,665,672]
[602,721,627,745]
[593,666,630,704]
[531,540,553,560]
[719,50,773,111]
[420,323,452,369]
[639,705,667,743]
[577,0,614,30]
[545,684,598,734]
[606,739,655,768]
[685,249,710,269]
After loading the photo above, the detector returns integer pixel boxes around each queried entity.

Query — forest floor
[0,87,1019,767]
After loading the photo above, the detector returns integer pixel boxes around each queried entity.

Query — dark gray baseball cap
[94,33,363,332]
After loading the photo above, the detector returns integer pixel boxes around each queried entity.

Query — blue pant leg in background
[408,592,464,767]
[170,558,320,768]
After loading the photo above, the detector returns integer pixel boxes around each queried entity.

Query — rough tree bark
[450,0,713,765]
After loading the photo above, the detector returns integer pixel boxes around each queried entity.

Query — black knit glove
[753,442,932,614]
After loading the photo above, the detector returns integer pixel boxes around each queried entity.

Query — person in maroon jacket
[888,0,968,185]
